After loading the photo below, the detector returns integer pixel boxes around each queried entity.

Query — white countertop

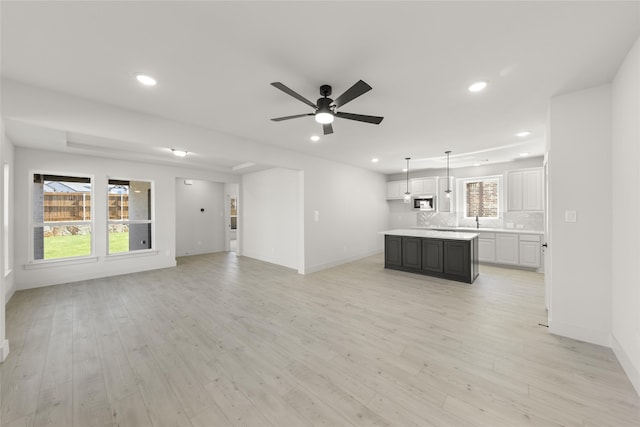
[411,226,544,235]
[381,229,479,241]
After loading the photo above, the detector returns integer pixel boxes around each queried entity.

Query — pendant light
[444,150,452,198]
[404,157,411,203]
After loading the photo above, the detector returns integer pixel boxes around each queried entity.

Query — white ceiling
[1,1,639,174]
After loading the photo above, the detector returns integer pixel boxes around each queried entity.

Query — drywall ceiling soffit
[1,1,639,173]
[4,119,272,175]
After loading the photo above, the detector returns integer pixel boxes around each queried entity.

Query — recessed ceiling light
[473,163,481,166]
[310,135,320,142]
[520,152,530,157]
[516,130,532,137]
[371,158,379,163]
[468,81,488,92]
[402,168,408,172]
[171,149,187,157]
[135,73,157,86]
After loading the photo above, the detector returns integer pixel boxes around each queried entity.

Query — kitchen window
[31,173,93,261]
[464,178,499,218]
[108,179,153,254]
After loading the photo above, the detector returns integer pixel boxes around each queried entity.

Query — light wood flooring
[2,252,639,426]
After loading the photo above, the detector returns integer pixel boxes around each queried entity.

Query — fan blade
[271,113,314,122]
[323,123,334,135]
[335,112,384,124]
[271,82,318,109]
[333,80,372,108]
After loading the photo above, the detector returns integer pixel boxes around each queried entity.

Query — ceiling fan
[270,80,384,135]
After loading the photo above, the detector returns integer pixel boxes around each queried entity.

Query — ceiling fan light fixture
[270,81,382,134]
[315,111,334,124]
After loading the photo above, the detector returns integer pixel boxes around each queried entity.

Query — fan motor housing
[320,84,332,97]
[317,97,333,111]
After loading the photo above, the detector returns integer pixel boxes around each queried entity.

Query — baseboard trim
[0,339,9,362]
[548,320,611,347]
[6,281,16,303]
[612,335,640,398]
[304,249,382,275]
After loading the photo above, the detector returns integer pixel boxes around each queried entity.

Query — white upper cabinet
[386,181,406,199]
[507,168,543,211]
[411,177,437,195]
[437,176,455,212]
[522,169,543,210]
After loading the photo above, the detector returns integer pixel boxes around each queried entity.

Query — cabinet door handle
[542,243,548,248]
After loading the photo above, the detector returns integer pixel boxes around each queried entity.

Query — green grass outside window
[43,232,130,259]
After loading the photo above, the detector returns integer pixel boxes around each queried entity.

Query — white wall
[547,84,612,346]
[302,161,388,274]
[14,148,236,289]
[0,120,14,362]
[611,35,640,395]
[242,168,300,270]
[241,163,388,275]
[175,178,226,257]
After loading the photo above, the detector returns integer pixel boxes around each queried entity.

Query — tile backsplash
[416,212,457,228]
[417,211,544,231]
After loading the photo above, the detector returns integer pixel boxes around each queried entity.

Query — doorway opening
[228,194,238,253]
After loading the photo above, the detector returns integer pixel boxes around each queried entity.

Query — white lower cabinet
[477,233,496,262]
[495,233,519,265]
[478,231,542,269]
[519,234,541,268]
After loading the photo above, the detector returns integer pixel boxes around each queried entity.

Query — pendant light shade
[404,157,411,204]
[445,151,452,198]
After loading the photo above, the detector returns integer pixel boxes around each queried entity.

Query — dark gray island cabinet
[382,229,479,284]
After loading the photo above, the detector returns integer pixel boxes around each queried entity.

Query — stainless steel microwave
[412,196,435,211]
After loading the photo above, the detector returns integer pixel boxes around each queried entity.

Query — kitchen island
[381,229,479,284]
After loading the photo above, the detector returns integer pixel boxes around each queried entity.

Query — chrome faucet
[475,215,480,229]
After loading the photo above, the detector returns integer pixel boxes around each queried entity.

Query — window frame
[29,171,95,264]
[459,175,502,219]
[106,177,155,256]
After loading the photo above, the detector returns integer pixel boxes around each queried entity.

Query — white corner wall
[242,168,300,270]
[548,84,612,346]
[175,178,226,256]
[611,35,640,395]
[303,161,388,274]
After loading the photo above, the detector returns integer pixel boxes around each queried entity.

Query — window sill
[24,256,99,270]
[104,249,158,261]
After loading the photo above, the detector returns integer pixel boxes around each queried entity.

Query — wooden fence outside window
[43,192,129,222]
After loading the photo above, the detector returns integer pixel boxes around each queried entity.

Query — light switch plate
[565,210,577,222]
